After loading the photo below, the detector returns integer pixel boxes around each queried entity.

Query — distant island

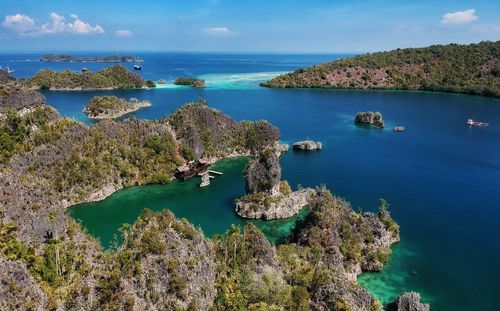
[40,54,143,63]
[83,96,151,119]
[26,64,156,90]
[262,41,500,98]
[174,77,206,88]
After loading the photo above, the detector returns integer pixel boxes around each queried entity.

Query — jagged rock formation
[293,140,322,151]
[355,111,385,128]
[26,65,154,90]
[0,70,47,116]
[387,292,430,311]
[237,152,314,220]
[244,150,281,195]
[262,40,500,98]
[41,54,143,63]
[0,257,48,311]
[167,103,280,160]
[236,187,315,220]
[83,96,151,119]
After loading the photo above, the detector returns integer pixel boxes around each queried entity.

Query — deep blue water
[2,53,500,310]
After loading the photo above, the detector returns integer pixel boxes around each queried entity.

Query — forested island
[84,96,151,119]
[262,41,500,98]
[174,77,206,88]
[41,54,143,63]
[26,65,156,90]
[0,68,429,310]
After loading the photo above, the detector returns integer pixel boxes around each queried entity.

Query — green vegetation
[174,77,206,88]
[262,41,500,98]
[26,65,152,90]
[84,96,126,116]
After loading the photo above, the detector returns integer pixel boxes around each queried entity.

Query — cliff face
[167,103,280,160]
[244,150,281,194]
[0,70,46,116]
[262,40,500,98]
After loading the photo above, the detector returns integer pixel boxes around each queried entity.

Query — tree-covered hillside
[262,41,500,98]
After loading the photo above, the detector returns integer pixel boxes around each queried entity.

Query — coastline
[85,100,151,119]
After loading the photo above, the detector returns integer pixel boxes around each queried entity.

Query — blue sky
[0,0,499,52]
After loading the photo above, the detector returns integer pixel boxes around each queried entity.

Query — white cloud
[2,12,104,36]
[203,27,237,36]
[2,14,36,34]
[115,29,132,37]
[441,9,478,25]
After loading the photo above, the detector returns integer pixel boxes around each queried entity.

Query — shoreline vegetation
[40,54,143,63]
[261,40,500,98]
[174,77,206,88]
[83,96,151,119]
[25,64,156,90]
[0,67,430,309]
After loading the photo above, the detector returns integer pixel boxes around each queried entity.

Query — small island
[235,150,314,220]
[292,140,322,151]
[41,54,143,63]
[83,96,151,119]
[174,77,206,88]
[355,111,385,128]
[26,65,156,90]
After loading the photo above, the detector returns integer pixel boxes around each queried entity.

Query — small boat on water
[158,79,166,84]
[133,64,142,70]
[393,126,405,132]
[466,119,489,127]
[81,67,89,73]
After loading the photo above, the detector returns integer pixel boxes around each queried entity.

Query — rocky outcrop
[236,187,315,220]
[113,209,217,310]
[0,257,48,311]
[0,71,46,116]
[387,292,430,311]
[168,102,280,160]
[244,150,281,195]
[83,96,151,119]
[290,189,401,309]
[355,111,385,128]
[292,140,322,151]
[174,77,206,88]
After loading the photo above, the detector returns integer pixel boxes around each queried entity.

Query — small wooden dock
[208,170,223,175]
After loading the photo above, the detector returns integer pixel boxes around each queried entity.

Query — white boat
[466,119,489,127]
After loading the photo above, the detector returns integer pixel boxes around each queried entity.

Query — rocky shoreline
[84,97,151,119]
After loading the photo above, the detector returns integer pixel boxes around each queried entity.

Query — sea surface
[2,52,499,310]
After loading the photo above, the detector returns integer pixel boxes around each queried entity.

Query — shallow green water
[69,157,308,248]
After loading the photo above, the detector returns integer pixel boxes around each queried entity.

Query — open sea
[2,52,499,310]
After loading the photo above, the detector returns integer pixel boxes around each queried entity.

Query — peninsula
[262,41,500,98]
[84,96,151,119]
[26,64,156,90]
[40,54,143,63]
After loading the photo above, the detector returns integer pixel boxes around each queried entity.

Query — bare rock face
[387,292,430,311]
[0,257,48,311]
[292,140,322,151]
[236,188,315,220]
[355,111,385,128]
[244,150,281,194]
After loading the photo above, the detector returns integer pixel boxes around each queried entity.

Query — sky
[0,0,499,53]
